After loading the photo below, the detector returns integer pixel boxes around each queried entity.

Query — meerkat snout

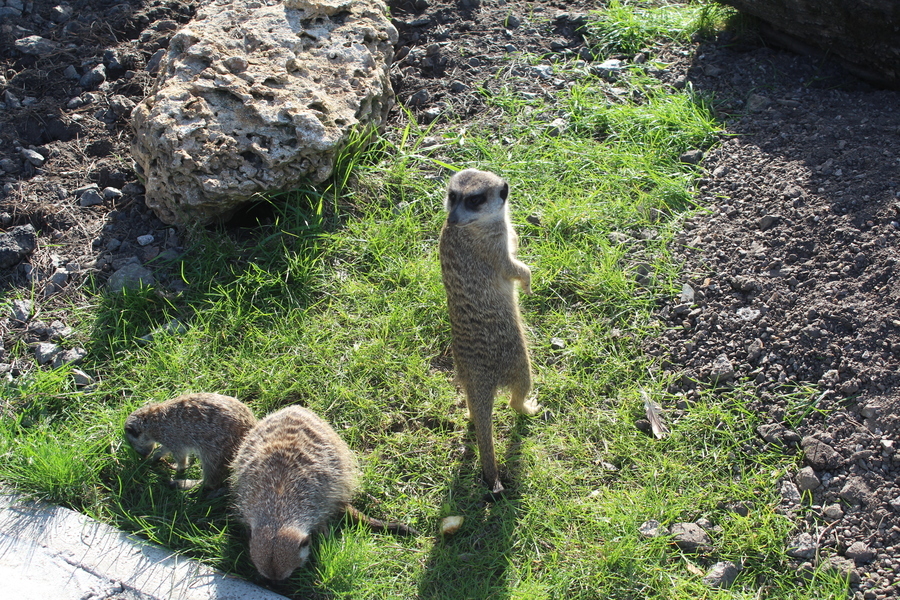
[444,168,509,226]
[250,524,311,581]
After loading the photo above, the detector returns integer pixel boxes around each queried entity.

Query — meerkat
[438,168,540,495]
[124,392,256,492]
[230,405,418,581]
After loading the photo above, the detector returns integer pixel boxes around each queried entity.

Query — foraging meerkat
[124,392,256,492]
[438,168,539,494]
[230,405,418,581]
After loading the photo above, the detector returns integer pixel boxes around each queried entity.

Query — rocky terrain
[1,0,898,597]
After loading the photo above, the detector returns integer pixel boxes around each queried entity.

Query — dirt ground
[1,0,898,597]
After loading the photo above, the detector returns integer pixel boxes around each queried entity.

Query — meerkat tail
[345,505,421,536]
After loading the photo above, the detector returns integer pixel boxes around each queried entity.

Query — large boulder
[131,0,397,225]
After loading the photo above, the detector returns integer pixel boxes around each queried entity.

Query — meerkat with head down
[230,405,418,582]
[438,168,539,494]
[124,392,257,492]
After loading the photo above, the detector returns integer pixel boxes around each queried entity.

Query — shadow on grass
[417,414,534,600]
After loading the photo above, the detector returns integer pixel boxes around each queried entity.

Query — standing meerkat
[438,168,539,495]
[124,392,257,492]
[230,405,418,581]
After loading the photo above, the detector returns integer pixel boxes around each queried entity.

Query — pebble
[702,561,740,589]
[669,522,712,553]
[591,59,623,80]
[407,89,430,107]
[786,532,817,559]
[79,64,106,90]
[708,354,735,385]
[822,503,844,521]
[796,466,820,491]
[52,347,87,368]
[545,118,567,137]
[10,299,32,322]
[136,234,155,246]
[14,36,60,56]
[780,480,801,504]
[638,519,668,538]
[20,149,45,167]
[107,262,155,293]
[103,187,123,201]
[839,476,872,506]
[71,368,94,387]
[550,337,566,351]
[846,541,875,563]
[801,436,842,469]
[679,150,703,165]
[0,224,38,269]
[79,189,104,207]
[534,65,553,79]
[34,342,61,365]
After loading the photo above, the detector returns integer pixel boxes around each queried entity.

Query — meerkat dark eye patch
[465,194,486,210]
[448,190,459,205]
[299,537,311,548]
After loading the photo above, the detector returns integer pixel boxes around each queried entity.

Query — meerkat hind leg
[508,369,540,416]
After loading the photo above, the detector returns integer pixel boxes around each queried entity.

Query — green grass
[0,2,849,599]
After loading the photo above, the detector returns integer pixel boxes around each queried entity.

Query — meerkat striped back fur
[230,405,417,581]
[124,392,256,492]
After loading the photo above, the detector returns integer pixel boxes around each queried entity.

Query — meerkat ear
[499,182,509,201]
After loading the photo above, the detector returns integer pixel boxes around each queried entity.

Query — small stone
[534,65,553,79]
[20,149,46,167]
[0,224,38,269]
[103,187,123,201]
[708,354,735,385]
[71,368,94,387]
[747,338,763,362]
[526,214,541,226]
[746,93,771,112]
[639,519,668,538]
[14,36,60,56]
[107,263,155,293]
[0,212,11,225]
[820,555,859,584]
[889,496,900,512]
[408,89,430,107]
[52,347,87,368]
[702,561,740,589]
[801,436,842,470]
[679,283,694,304]
[839,476,871,505]
[669,522,712,553]
[109,95,136,119]
[34,342,61,365]
[44,268,69,296]
[757,214,780,231]
[679,150,703,165]
[10,299,32,322]
[419,107,441,124]
[545,118,567,137]
[796,466,820,491]
[137,234,155,246]
[550,337,566,351]
[63,65,79,80]
[449,80,468,93]
[786,532,817,559]
[845,541,875,564]
[780,480,801,504]
[79,189,104,207]
[859,404,878,419]
[51,4,74,23]
[49,321,72,340]
[504,14,520,28]
[79,64,106,90]
[822,503,844,521]
[590,59,623,80]
[106,239,122,252]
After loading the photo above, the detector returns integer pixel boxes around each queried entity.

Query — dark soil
[1,0,898,597]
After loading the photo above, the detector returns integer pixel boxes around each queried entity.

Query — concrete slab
[0,495,287,600]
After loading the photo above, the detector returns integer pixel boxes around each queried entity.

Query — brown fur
[230,405,418,581]
[438,168,539,494]
[124,392,256,491]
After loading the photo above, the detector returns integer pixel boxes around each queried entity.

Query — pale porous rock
[132,0,397,225]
